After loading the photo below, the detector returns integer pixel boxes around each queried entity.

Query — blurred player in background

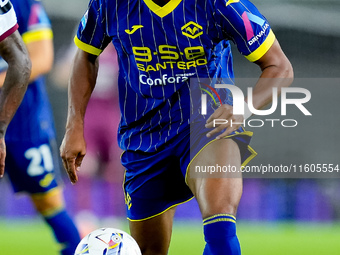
[0,0,31,176]
[61,0,293,254]
[52,42,124,236]
[0,0,80,254]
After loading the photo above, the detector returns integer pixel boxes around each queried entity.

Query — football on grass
[74,228,141,255]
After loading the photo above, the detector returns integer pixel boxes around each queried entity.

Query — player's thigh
[187,138,243,218]
[129,207,176,255]
[6,139,64,213]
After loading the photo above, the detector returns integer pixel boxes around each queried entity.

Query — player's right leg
[129,207,176,255]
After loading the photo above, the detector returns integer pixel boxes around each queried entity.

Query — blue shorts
[121,125,257,221]
[5,138,61,195]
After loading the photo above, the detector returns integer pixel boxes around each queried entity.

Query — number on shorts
[24,144,54,176]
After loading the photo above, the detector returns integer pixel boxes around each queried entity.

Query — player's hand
[205,104,244,139]
[0,138,6,178]
[60,128,86,184]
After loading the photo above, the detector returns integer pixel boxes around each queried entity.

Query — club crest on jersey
[241,11,269,45]
[181,21,203,39]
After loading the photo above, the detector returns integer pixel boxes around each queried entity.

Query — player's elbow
[20,54,32,84]
[266,53,294,80]
[280,56,294,80]
[13,53,32,86]
[263,54,294,85]
[278,56,294,89]
[257,40,294,82]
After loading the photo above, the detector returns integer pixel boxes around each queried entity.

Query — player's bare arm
[0,30,31,177]
[0,35,53,85]
[251,39,294,108]
[205,39,293,139]
[60,49,99,184]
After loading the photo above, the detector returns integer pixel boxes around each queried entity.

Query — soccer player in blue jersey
[61,0,293,254]
[0,0,31,176]
[0,1,80,254]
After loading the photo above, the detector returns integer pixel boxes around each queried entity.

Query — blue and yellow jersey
[3,0,55,142]
[76,0,275,152]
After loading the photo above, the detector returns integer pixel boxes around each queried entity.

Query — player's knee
[138,245,168,255]
[225,198,241,215]
[133,232,170,255]
[201,202,240,219]
[31,189,65,215]
[227,203,239,216]
[133,234,169,255]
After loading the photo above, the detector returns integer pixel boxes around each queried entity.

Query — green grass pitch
[0,219,339,254]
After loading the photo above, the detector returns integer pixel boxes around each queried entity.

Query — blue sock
[203,214,241,255]
[44,209,81,255]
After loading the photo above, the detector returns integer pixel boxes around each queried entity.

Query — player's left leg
[31,188,80,255]
[5,137,81,255]
[187,139,243,255]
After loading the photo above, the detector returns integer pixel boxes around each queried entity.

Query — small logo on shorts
[39,173,54,187]
[125,192,132,210]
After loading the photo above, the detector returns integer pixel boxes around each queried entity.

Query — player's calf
[31,189,80,255]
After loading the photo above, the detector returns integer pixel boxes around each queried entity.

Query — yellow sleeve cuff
[22,28,53,44]
[245,29,276,62]
[74,36,103,56]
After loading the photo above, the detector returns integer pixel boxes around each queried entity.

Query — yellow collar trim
[143,0,182,18]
